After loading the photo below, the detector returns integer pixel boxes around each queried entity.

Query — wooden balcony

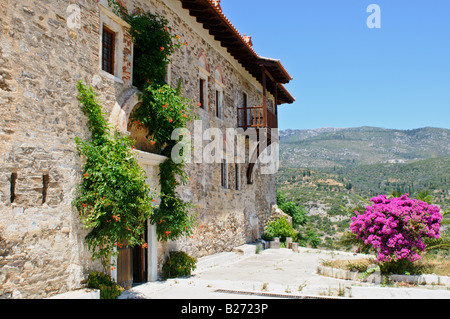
[237,106,278,130]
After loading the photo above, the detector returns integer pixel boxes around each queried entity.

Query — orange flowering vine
[105,6,196,243]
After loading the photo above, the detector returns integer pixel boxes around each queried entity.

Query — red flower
[160,46,165,51]
[165,231,171,236]
[169,118,173,123]
[142,243,148,249]
[150,141,156,146]
[82,203,87,208]
[197,102,202,107]
[83,173,89,178]
[200,225,204,229]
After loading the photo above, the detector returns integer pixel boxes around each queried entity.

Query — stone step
[47,288,100,299]
[193,244,257,274]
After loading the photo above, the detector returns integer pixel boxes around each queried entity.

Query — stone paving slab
[119,247,450,299]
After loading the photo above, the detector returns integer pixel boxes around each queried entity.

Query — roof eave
[180,0,295,102]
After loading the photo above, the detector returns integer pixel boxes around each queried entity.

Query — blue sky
[220,0,450,131]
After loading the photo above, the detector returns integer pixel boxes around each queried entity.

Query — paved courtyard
[119,245,450,299]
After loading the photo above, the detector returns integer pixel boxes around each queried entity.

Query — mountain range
[279,126,450,168]
[277,126,450,248]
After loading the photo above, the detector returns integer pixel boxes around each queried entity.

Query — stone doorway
[109,89,167,286]
[113,151,166,288]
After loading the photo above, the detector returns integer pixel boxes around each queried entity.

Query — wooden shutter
[102,26,115,75]
[199,78,205,108]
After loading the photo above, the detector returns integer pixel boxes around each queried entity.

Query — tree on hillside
[277,191,307,227]
[415,190,434,204]
[277,190,322,248]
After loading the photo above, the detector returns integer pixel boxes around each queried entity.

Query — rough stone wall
[149,0,277,257]
[0,0,277,298]
[0,0,126,298]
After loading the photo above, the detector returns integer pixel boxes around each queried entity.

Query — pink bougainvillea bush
[350,194,442,263]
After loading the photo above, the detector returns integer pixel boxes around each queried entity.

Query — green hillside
[277,127,450,249]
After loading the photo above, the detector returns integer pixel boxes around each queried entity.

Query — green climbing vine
[73,81,155,266]
[107,0,197,241]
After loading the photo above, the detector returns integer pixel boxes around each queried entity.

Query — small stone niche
[42,174,49,204]
[10,172,17,204]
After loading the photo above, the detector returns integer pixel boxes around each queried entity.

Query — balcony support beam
[261,67,267,127]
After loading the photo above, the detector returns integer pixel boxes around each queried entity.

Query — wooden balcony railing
[237,106,278,130]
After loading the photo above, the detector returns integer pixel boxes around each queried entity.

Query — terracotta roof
[277,83,296,105]
[180,0,295,104]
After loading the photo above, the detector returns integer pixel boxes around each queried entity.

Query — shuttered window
[221,161,228,189]
[102,26,115,75]
[199,78,205,108]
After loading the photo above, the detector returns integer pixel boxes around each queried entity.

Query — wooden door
[117,245,133,290]
[117,227,148,289]
[133,230,148,283]
[133,244,147,283]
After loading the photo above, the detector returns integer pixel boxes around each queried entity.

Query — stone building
[0,0,294,298]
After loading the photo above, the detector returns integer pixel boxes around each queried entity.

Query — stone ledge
[317,265,450,287]
[390,273,450,286]
[47,288,100,299]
